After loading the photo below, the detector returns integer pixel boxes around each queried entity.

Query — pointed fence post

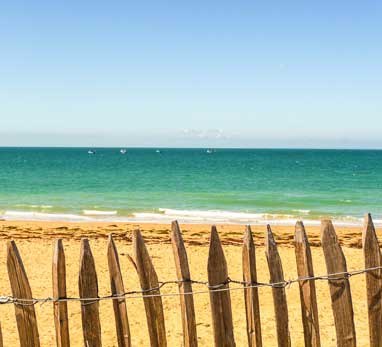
[208,226,236,347]
[362,214,382,347]
[321,220,356,347]
[242,225,262,347]
[7,240,40,347]
[52,239,70,347]
[133,229,167,347]
[294,222,321,347]
[171,221,198,347]
[265,225,291,347]
[107,234,131,347]
[79,239,102,347]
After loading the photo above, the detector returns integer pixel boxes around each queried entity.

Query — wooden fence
[1,214,382,347]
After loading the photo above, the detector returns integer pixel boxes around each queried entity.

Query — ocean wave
[2,210,93,222]
[82,210,118,216]
[133,210,303,225]
[0,208,371,227]
[158,208,269,219]
[133,208,364,226]
[14,204,53,209]
[292,209,311,214]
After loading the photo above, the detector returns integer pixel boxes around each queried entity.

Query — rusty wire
[0,265,380,307]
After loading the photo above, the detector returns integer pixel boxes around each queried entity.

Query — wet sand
[0,221,373,346]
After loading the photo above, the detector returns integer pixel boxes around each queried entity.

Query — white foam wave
[83,210,118,216]
[0,208,371,227]
[15,204,53,209]
[2,211,93,222]
[158,208,270,219]
[292,209,311,214]
[132,208,362,226]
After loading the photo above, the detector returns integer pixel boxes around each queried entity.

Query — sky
[0,1,381,148]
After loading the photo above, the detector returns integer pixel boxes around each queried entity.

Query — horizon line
[1,146,382,151]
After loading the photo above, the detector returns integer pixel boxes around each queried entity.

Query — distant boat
[88,150,96,155]
[156,149,161,153]
[120,149,127,154]
[206,149,213,154]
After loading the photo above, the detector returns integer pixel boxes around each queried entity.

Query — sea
[1,147,382,226]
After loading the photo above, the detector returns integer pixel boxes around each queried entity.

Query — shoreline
[0,209,375,227]
[0,220,366,248]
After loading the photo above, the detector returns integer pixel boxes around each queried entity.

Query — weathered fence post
[107,234,131,347]
[294,222,321,347]
[362,213,382,347]
[133,229,167,347]
[0,321,3,347]
[208,225,236,347]
[52,239,70,347]
[7,240,40,347]
[265,225,291,347]
[79,239,102,347]
[242,225,262,347]
[321,220,356,347]
[171,221,198,347]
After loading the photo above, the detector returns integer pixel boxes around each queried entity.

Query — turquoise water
[1,147,382,225]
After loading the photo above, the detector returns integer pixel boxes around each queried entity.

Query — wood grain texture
[52,239,70,347]
[208,226,236,347]
[107,234,131,347]
[242,225,262,347]
[362,214,382,347]
[171,221,198,347]
[133,229,167,347]
[321,220,356,347]
[265,225,291,347]
[294,222,321,347]
[0,321,3,347]
[7,240,40,347]
[78,238,102,347]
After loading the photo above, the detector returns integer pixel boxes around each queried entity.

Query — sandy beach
[0,220,374,346]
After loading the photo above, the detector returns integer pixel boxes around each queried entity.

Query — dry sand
[0,221,373,346]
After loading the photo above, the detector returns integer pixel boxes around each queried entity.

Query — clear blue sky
[1,1,381,148]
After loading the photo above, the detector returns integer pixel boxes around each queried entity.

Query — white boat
[206,149,213,154]
[120,149,127,154]
[88,150,96,155]
[156,149,161,153]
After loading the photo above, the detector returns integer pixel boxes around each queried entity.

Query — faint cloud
[181,128,230,140]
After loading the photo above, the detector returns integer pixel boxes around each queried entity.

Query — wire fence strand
[1,265,380,307]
